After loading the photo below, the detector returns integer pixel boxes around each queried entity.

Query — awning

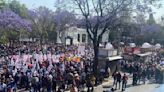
[107,56,123,61]
[136,52,152,57]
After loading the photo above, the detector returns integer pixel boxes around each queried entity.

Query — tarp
[107,56,123,61]
[78,46,85,55]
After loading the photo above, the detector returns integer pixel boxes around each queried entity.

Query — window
[82,34,86,42]
[77,34,80,42]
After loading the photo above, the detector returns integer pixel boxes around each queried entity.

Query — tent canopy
[129,43,136,47]
[142,42,152,48]
[105,43,114,50]
[155,43,161,49]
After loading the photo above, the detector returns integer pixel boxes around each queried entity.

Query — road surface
[94,78,163,92]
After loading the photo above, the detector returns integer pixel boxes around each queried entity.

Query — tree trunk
[92,39,99,85]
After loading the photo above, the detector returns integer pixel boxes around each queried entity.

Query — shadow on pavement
[103,85,113,88]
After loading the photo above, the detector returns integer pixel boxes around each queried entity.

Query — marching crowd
[0,43,164,92]
[0,44,105,92]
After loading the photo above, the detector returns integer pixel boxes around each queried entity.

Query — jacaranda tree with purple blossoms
[0,9,31,44]
[54,9,76,43]
[28,6,56,45]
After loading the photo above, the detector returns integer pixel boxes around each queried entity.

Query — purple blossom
[141,24,161,33]
[0,9,32,32]
[54,10,76,31]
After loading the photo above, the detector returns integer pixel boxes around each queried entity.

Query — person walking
[112,72,117,87]
[122,73,128,91]
[132,72,137,85]
[86,73,95,92]
[142,69,147,84]
[115,72,121,90]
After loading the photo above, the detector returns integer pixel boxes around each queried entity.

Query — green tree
[0,0,5,9]
[147,13,156,24]
[28,6,56,44]
[7,0,28,18]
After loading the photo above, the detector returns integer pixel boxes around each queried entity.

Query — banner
[78,46,85,55]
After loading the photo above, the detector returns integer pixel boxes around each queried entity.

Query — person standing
[52,76,57,92]
[142,69,147,84]
[112,72,117,87]
[116,72,121,90]
[122,73,128,91]
[86,73,95,92]
[132,72,137,85]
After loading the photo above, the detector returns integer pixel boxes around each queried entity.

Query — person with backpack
[122,73,128,91]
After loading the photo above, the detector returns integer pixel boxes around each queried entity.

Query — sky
[17,0,164,20]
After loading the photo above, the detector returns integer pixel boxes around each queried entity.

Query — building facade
[59,27,109,45]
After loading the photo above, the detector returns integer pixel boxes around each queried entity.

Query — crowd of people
[0,43,107,92]
[0,43,164,92]
[112,52,164,92]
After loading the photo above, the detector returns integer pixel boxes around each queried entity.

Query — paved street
[94,77,162,92]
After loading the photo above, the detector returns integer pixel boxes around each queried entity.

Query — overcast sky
[17,0,164,20]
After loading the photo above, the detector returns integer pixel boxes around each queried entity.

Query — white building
[65,27,88,44]
[58,27,109,45]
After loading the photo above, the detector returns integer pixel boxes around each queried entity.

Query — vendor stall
[135,52,152,62]
[98,43,123,75]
